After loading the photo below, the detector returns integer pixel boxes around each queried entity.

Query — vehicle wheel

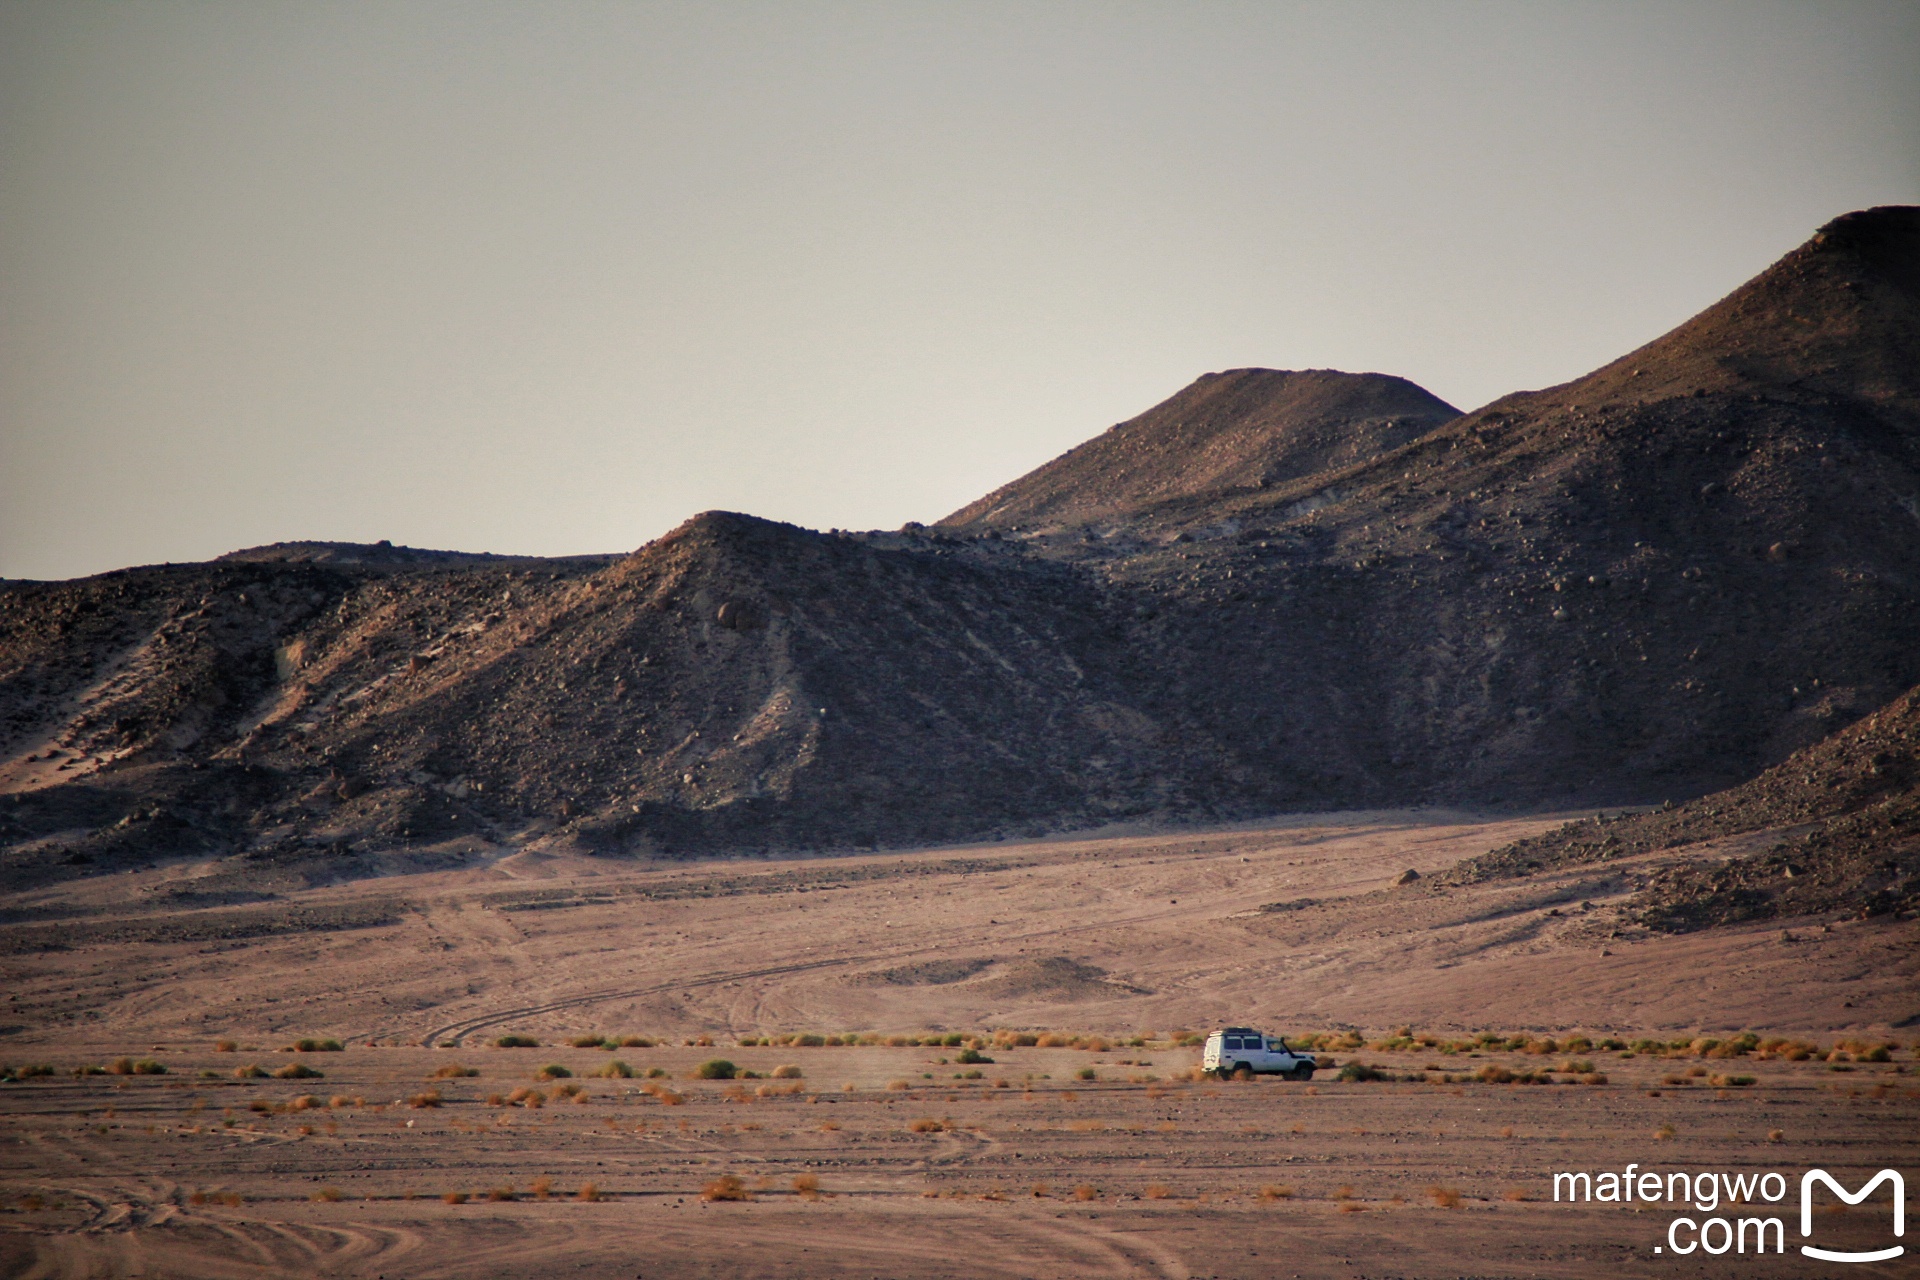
[1291,1064,1314,1081]
[1232,1064,1254,1082]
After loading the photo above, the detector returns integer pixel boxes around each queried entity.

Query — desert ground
[2,812,1915,1278]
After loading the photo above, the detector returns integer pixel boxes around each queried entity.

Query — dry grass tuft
[530,1177,552,1201]
[442,1191,468,1205]
[819,1120,841,1131]
[792,1174,821,1201]
[1073,1185,1099,1201]
[213,1040,237,1053]
[408,1091,443,1109]
[1503,1187,1532,1202]
[272,1063,323,1080]
[1144,1184,1171,1200]
[1260,1184,1293,1201]
[1654,1123,1676,1141]
[577,1182,603,1202]
[907,1117,945,1133]
[487,1186,516,1202]
[702,1175,751,1202]
[311,1187,343,1202]
[432,1063,479,1079]
[1339,1202,1368,1213]
[1768,1129,1785,1142]
[886,1079,911,1091]
[1427,1185,1462,1208]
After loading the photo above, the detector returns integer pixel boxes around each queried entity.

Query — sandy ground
[2,811,1916,1277]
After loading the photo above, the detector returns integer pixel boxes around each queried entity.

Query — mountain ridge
[4,205,1918,903]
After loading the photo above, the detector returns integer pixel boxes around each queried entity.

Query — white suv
[1202,1027,1317,1080]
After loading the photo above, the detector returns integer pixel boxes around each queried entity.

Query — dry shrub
[702,1175,751,1202]
[409,1091,443,1109]
[1768,1129,1784,1142]
[233,1064,267,1079]
[222,1193,242,1207]
[907,1117,945,1133]
[1073,1185,1099,1201]
[1498,1126,1514,1139]
[296,1125,314,1136]
[1334,1185,1355,1201]
[432,1063,478,1079]
[1259,1184,1293,1201]
[273,1063,323,1080]
[213,1040,237,1053]
[771,1064,803,1079]
[819,1120,841,1132]
[577,1182,603,1202]
[886,1079,911,1091]
[188,1191,206,1206]
[442,1191,468,1205]
[792,1174,821,1201]
[1503,1187,1532,1202]
[1339,1202,1367,1213]
[289,1095,320,1111]
[1427,1185,1462,1208]
[1654,1124,1676,1141]
[1144,1184,1171,1200]
[487,1186,516,1202]
[530,1177,552,1201]
[328,1095,353,1108]
[569,1035,608,1049]
[312,1187,343,1202]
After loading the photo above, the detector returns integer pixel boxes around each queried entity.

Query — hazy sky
[3,2,1916,580]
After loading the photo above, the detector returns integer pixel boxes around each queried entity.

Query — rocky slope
[1440,682,1920,928]
[4,206,1918,890]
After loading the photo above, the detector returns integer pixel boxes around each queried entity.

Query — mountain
[3,206,1918,892]
[940,368,1460,533]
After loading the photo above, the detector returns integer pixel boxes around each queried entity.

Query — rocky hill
[940,368,1460,532]
[4,206,1918,891]
[1442,682,1920,928]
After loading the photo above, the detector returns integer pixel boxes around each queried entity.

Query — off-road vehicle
[1202,1027,1317,1080]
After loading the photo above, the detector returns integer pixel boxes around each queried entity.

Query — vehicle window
[1266,1040,1284,1052]
[1223,1036,1244,1051]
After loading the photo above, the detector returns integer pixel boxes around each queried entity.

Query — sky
[2,2,1916,581]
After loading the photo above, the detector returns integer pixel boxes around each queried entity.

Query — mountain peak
[940,368,1458,532]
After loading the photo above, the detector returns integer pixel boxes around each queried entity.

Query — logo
[1550,1162,1906,1261]
[1800,1169,1905,1263]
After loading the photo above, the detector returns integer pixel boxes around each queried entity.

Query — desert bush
[955,1048,993,1064]
[1076,1067,1096,1081]
[1709,1074,1756,1088]
[273,1063,322,1080]
[487,1186,516,1202]
[1144,1184,1171,1200]
[908,1117,944,1133]
[432,1063,479,1078]
[213,1039,237,1053]
[1768,1129,1785,1142]
[1475,1064,1514,1084]
[1339,1061,1388,1083]
[1654,1124,1676,1141]
[293,1038,343,1053]
[771,1064,803,1079]
[536,1064,572,1079]
[886,1079,911,1091]
[694,1059,736,1080]
[1070,1184,1099,1202]
[530,1177,552,1201]
[247,1099,271,1113]
[614,1035,653,1048]
[409,1091,443,1108]
[312,1186,343,1202]
[702,1175,751,1202]
[329,1095,354,1108]
[568,1035,609,1049]
[442,1191,468,1205]
[577,1182,603,1202]
[645,1066,669,1078]
[289,1094,321,1110]
[792,1173,820,1200]
[591,1060,633,1078]
[819,1120,841,1131]
[1427,1185,1462,1208]
[494,1035,539,1048]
